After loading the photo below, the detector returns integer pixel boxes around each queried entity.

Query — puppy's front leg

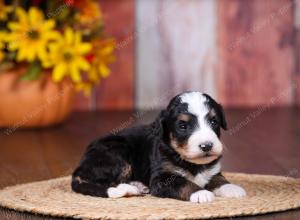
[206,173,246,198]
[150,173,215,203]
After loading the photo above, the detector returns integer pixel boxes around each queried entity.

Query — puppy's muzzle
[199,142,213,152]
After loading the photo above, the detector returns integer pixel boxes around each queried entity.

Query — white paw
[107,183,140,198]
[107,187,124,198]
[214,184,246,198]
[189,190,215,203]
[129,181,150,194]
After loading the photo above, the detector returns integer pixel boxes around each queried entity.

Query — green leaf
[21,61,42,81]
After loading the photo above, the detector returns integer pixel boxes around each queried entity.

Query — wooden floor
[0,108,299,220]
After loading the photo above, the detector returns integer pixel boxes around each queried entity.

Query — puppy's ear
[153,110,167,137]
[217,104,227,130]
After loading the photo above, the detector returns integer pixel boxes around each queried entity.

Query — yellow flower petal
[89,67,100,82]
[77,58,90,71]
[16,48,27,61]
[65,28,74,45]
[27,48,36,61]
[8,22,21,31]
[29,7,44,25]
[101,45,114,55]
[37,45,48,61]
[75,83,93,96]
[42,59,52,68]
[77,43,92,54]
[41,20,56,31]
[74,32,82,45]
[99,63,110,77]
[52,63,66,82]
[44,31,60,41]
[16,8,28,24]
[70,64,81,82]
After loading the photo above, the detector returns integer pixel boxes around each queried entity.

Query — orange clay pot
[0,67,75,129]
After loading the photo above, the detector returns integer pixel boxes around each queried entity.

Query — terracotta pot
[0,67,75,129]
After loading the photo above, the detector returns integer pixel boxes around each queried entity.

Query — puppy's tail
[71,175,109,197]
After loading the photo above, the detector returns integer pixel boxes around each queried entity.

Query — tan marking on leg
[179,182,200,201]
[118,163,132,181]
[161,161,194,181]
[74,176,88,184]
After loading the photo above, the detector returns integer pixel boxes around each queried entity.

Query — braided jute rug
[0,173,299,220]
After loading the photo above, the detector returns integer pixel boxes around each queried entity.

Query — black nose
[199,142,213,152]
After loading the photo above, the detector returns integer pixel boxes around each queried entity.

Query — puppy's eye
[178,120,187,130]
[210,118,219,127]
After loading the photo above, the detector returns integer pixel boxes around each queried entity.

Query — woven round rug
[0,173,299,219]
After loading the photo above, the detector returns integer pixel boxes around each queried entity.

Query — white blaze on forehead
[179,92,208,117]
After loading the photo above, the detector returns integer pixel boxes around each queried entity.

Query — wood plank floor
[0,108,299,219]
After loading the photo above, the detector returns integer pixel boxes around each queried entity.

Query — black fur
[72,92,229,201]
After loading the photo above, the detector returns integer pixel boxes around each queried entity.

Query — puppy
[72,91,246,203]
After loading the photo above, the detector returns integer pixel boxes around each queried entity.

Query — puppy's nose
[199,142,213,152]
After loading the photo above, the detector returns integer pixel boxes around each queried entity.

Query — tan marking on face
[183,155,220,165]
[170,134,220,165]
[170,133,187,149]
[170,133,196,163]
[170,133,191,160]
[178,113,191,122]
[208,108,217,118]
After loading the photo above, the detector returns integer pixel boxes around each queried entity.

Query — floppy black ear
[203,93,227,130]
[217,104,227,130]
[152,110,167,137]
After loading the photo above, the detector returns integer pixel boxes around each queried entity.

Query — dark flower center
[63,52,73,61]
[27,30,40,39]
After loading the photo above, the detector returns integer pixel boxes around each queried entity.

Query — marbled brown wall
[218,0,295,107]
[74,0,134,110]
[136,0,218,109]
[74,0,299,110]
[295,0,300,104]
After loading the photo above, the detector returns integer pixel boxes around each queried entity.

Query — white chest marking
[191,162,221,187]
[167,162,221,188]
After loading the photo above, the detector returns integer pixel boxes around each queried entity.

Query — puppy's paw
[107,187,124,198]
[214,184,246,198]
[189,190,215,203]
[129,181,150,194]
[107,183,140,198]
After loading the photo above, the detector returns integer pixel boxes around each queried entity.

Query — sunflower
[7,7,59,63]
[0,32,6,61]
[0,0,12,21]
[48,28,92,83]
[89,39,116,83]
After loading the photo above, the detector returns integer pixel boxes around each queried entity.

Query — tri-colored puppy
[72,91,246,203]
